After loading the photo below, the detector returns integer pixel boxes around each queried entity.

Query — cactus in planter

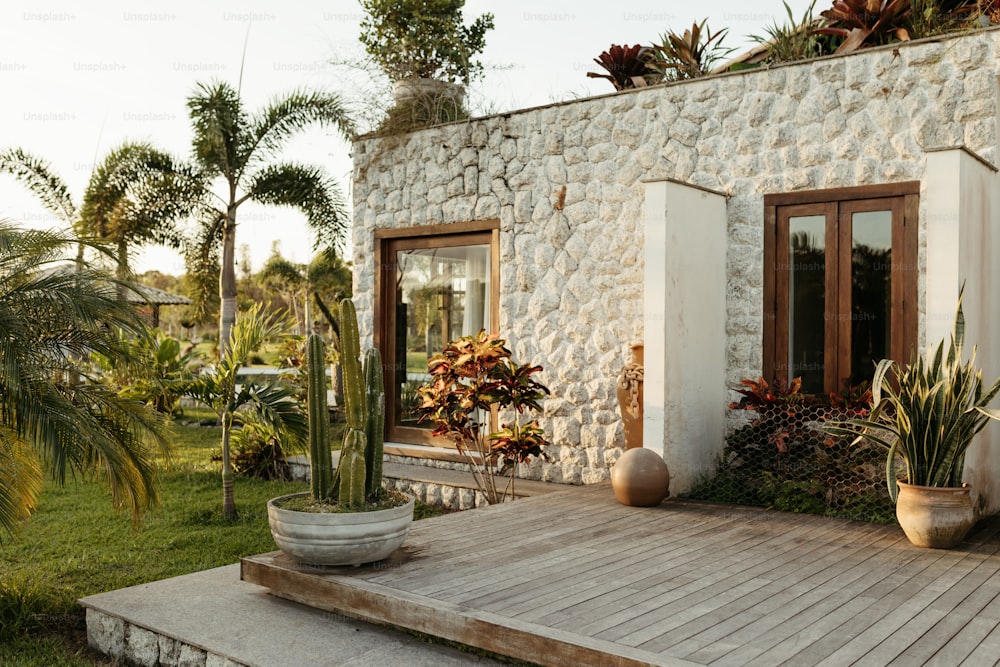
[307,332,334,501]
[269,298,410,566]
[307,298,385,509]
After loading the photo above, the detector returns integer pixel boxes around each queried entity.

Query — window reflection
[788,215,826,394]
[850,210,892,386]
[395,245,491,426]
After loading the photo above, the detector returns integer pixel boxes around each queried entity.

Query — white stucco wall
[925,148,1000,513]
[352,30,1000,487]
[643,180,728,493]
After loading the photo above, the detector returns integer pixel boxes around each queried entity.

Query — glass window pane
[788,215,826,394]
[850,210,892,386]
[394,245,491,426]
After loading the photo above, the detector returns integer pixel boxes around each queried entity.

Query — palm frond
[0,148,77,225]
[246,90,355,167]
[80,142,207,262]
[0,428,43,538]
[0,224,167,536]
[187,81,247,181]
[245,163,348,253]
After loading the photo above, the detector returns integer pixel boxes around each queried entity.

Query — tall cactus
[308,298,386,509]
[306,332,333,501]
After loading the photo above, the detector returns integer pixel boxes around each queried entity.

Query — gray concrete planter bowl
[268,492,415,566]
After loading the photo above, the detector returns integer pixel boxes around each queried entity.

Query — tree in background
[184,81,354,359]
[0,143,199,279]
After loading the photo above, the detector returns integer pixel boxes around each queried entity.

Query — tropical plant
[94,330,201,415]
[647,19,734,81]
[227,422,293,481]
[750,1,831,64]
[814,0,913,53]
[359,0,495,84]
[0,224,169,537]
[587,44,654,91]
[179,304,306,519]
[416,330,550,504]
[0,143,198,278]
[827,292,1000,501]
[184,80,354,357]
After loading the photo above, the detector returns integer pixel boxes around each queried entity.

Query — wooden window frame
[374,220,500,447]
[763,183,919,394]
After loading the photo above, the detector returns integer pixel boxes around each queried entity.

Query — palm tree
[184,81,354,358]
[0,224,168,537]
[0,144,200,278]
[179,304,306,519]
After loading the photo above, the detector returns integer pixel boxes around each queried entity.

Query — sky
[0,0,814,275]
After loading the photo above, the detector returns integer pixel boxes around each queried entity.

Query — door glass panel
[788,215,826,394]
[850,210,892,386]
[394,244,491,427]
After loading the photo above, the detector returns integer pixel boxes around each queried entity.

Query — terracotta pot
[268,492,415,566]
[617,343,644,449]
[611,447,669,507]
[895,481,976,549]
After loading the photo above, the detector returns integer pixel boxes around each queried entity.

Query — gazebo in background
[122,284,191,328]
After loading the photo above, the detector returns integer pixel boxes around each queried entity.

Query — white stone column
[924,147,1000,512]
[643,179,728,494]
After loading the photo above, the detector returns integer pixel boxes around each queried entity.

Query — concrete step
[80,564,504,667]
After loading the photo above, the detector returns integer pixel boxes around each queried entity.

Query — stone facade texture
[352,32,1000,486]
[86,609,245,667]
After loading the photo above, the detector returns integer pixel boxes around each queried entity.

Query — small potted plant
[267,299,414,566]
[827,292,1000,548]
[415,330,550,504]
[359,0,494,126]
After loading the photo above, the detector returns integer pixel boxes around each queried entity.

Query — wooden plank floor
[242,483,1000,667]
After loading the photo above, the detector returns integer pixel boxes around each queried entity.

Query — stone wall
[87,609,242,667]
[352,31,1000,486]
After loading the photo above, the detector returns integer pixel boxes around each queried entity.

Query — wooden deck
[242,483,1000,667]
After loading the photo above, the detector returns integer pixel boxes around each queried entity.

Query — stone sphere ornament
[611,447,670,507]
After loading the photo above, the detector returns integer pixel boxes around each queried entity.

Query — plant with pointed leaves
[179,304,306,520]
[416,330,550,504]
[826,290,1000,501]
[184,81,354,356]
[813,0,913,53]
[0,224,169,538]
[647,19,734,81]
[587,44,654,91]
[749,1,832,65]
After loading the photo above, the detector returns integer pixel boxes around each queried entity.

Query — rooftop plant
[647,19,734,81]
[359,0,495,84]
[587,44,654,90]
[749,1,833,64]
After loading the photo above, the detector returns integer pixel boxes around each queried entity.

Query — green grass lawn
[0,410,440,666]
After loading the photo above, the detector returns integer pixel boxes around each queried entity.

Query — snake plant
[827,291,1000,501]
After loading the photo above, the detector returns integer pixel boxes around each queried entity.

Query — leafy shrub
[684,377,895,524]
[416,330,550,504]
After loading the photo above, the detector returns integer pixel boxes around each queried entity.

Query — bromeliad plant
[647,19,734,81]
[827,292,1000,501]
[416,331,550,504]
[306,298,387,509]
[587,44,654,91]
